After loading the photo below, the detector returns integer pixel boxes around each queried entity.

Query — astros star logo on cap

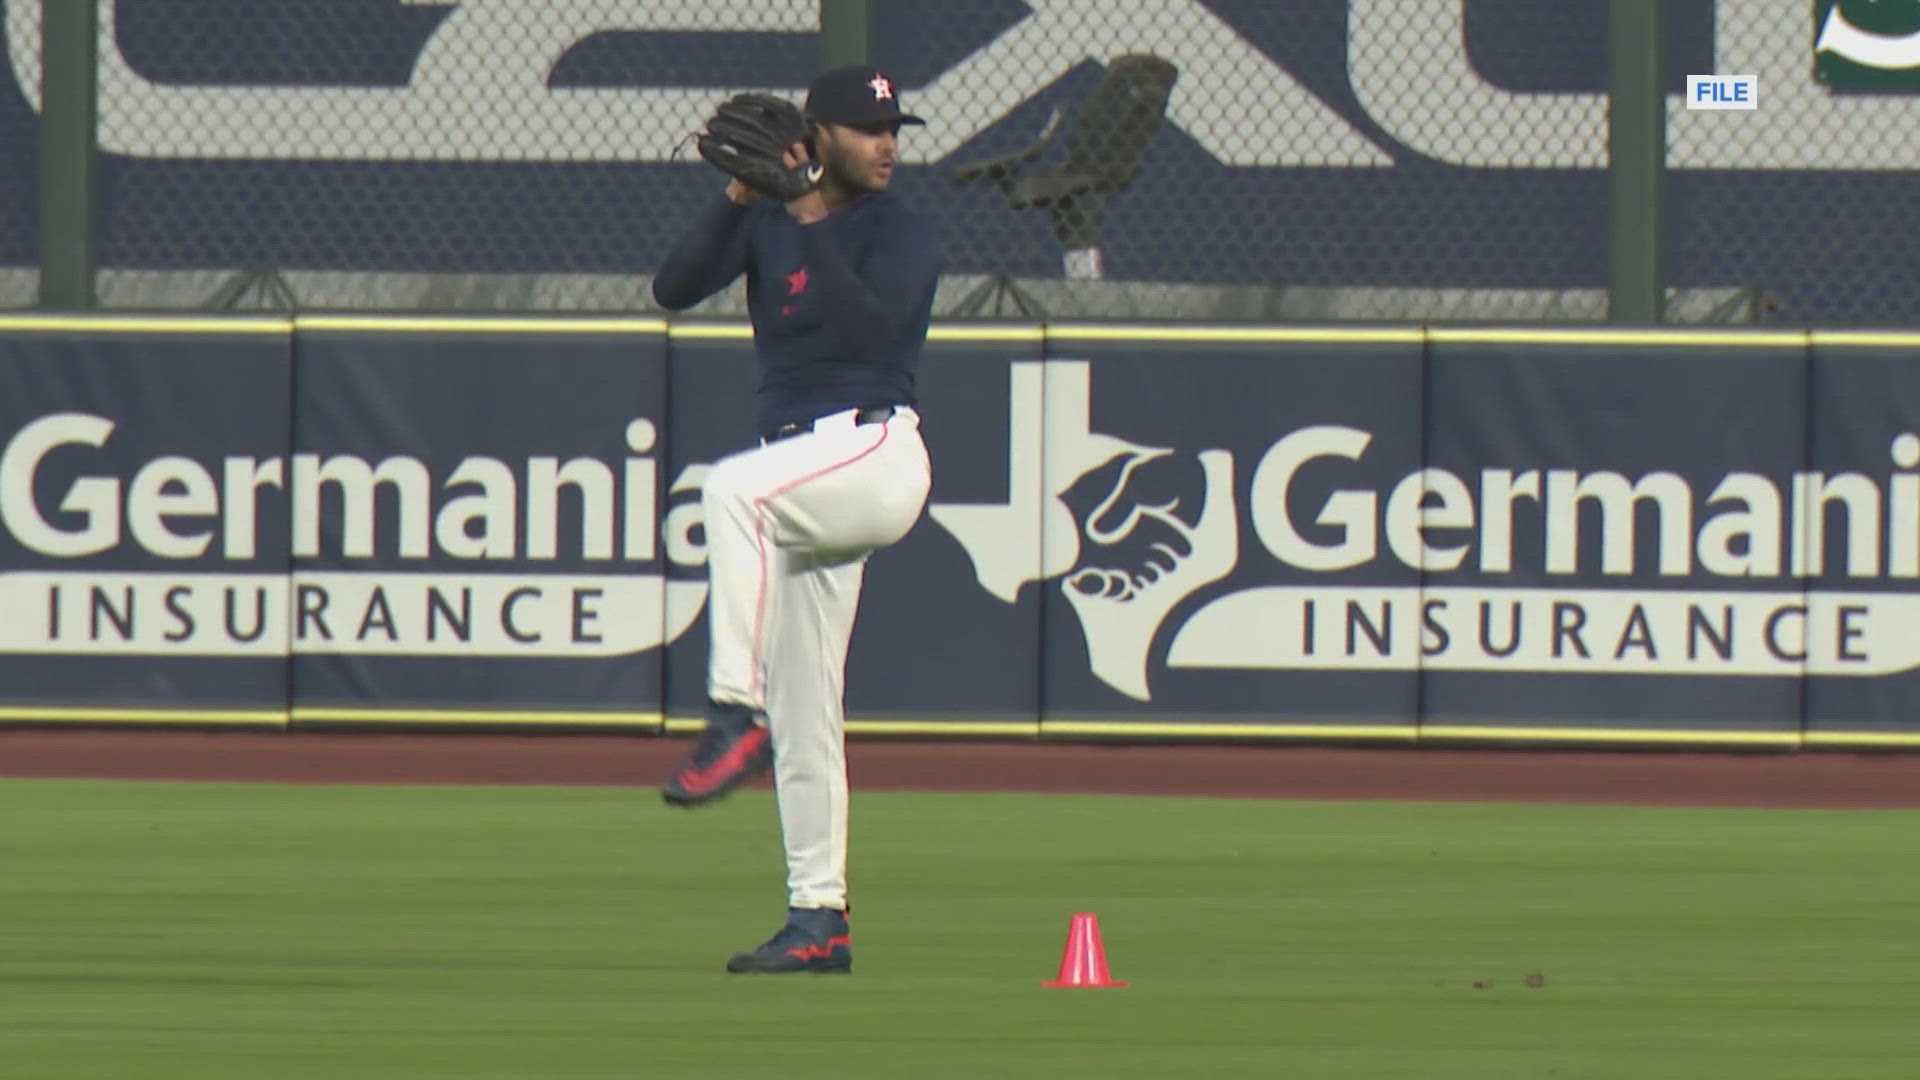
[868,75,893,101]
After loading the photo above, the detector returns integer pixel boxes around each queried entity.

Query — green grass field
[2,779,1917,1079]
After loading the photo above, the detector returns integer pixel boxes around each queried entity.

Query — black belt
[765,405,896,444]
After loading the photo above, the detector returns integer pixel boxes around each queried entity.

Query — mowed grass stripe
[1,780,1917,1079]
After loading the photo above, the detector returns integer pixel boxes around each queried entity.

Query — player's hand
[783,142,827,224]
[725,178,759,205]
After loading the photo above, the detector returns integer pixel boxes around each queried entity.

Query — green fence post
[819,0,872,71]
[38,0,99,310]
[1608,0,1665,323]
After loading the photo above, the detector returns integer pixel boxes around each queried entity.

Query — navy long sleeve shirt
[651,190,943,439]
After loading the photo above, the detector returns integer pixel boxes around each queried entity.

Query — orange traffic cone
[1042,912,1129,988]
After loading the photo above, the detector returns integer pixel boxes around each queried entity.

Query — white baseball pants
[700,405,930,911]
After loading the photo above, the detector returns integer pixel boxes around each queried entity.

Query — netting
[0,0,1914,323]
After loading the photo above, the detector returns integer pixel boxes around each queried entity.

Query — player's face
[819,121,900,193]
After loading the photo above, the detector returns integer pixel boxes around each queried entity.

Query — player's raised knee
[700,456,751,510]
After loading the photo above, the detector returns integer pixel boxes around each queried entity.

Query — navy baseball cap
[805,65,924,128]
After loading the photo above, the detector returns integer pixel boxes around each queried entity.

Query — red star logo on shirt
[868,75,893,101]
[782,266,808,315]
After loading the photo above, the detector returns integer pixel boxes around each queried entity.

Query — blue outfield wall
[0,317,293,725]
[1,315,1918,749]
[287,320,674,727]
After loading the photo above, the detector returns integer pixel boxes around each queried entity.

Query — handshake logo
[928,362,1236,700]
[927,358,1920,696]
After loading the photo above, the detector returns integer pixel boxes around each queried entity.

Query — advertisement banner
[7,318,1920,749]
[989,328,1430,738]
[286,318,672,727]
[1814,0,1920,91]
[1803,332,1920,747]
[1420,330,1813,743]
[0,316,292,722]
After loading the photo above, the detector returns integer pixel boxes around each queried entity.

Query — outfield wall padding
[2,315,1917,748]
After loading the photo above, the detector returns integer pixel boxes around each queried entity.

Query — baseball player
[650,66,942,975]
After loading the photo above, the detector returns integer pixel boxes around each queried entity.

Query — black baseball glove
[695,92,818,202]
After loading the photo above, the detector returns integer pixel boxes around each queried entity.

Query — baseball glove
[696,92,818,202]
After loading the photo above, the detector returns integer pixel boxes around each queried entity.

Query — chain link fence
[0,1,43,307]
[53,0,825,312]
[1667,0,1920,325]
[1,0,1916,323]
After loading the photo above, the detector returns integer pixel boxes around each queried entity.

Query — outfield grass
[1,779,1917,1078]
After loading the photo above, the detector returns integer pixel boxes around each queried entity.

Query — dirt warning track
[3,729,1920,809]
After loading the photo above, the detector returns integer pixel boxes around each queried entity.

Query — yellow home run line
[0,317,1899,352]
[0,709,1880,748]
[297,316,669,334]
[1427,327,1809,348]
[1801,731,1920,748]
[1419,725,1800,746]
[672,323,1048,342]
[1041,721,1418,740]
[289,708,662,726]
[0,315,289,334]
[662,717,1041,737]
[0,707,287,724]
[929,325,1047,342]
[1045,324,1425,344]
[666,322,751,339]
[1808,332,1920,348]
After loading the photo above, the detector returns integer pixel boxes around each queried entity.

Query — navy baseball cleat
[726,907,852,974]
[661,701,772,807]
